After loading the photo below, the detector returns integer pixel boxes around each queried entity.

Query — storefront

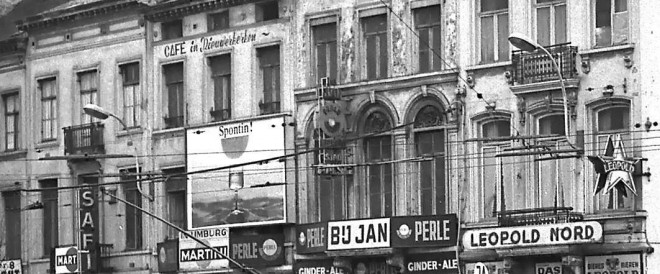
[295,214,459,274]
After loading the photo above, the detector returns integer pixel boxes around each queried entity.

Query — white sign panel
[186,116,286,228]
[536,262,562,274]
[585,254,642,274]
[179,227,230,271]
[54,246,78,273]
[0,259,22,274]
[327,218,390,250]
[462,221,602,249]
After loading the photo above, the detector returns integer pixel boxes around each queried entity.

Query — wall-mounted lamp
[603,85,614,97]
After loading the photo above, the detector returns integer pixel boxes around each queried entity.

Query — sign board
[536,262,562,274]
[178,227,229,271]
[404,252,458,274]
[296,222,327,254]
[157,240,179,273]
[465,262,504,274]
[585,253,642,274]
[391,214,458,248]
[327,218,390,250]
[186,116,286,228]
[0,259,22,274]
[78,178,99,272]
[462,221,603,249]
[229,232,284,267]
[317,138,354,176]
[54,246,78,274]
[294,260,348,274]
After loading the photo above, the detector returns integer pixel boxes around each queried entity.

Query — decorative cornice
[145,0,259,22]
[28,33,144,61]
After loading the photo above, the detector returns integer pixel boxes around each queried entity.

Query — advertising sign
[391,214,458,248]
[585,254,641,274]
[229,232,284,267]
[78,179,98,272]
[536,262,562,274]
[294,260,348,274]
[157,240,179,273]
[186,116,286,228]
[465,262,505,274]
[296,222,328,254]
[178,227,229,271]
[462,221,603,249]
[404,252,458,274]
[327,218,390,250]
[54,246,79,274]
[0,259,22,274]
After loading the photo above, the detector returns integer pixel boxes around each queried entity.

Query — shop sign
[0,259,22,274]
[296,222,328,254]
[536,262,562,274]
[53,246,79,273]
[157,240,179,273]
[465,262,505,274]
[78,184,98,272]
[391,214,458,248]
[588,134,641,197]
[405,252,458,274]
[229,232,284,267]
[327,218,390,250]
[462,221,603,249]
[294,260,347,274]
[178,227,229,271]
[585,254,641,274]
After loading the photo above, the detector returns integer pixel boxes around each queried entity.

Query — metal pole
[537,46,571,143]
[100,187,260,274]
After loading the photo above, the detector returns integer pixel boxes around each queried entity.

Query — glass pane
[369,165,381,217]
[314,23,337,43]
[555,5,567,44]
[378,33,388,79]
[366,36,378,79]
[497,13,510,61]
[480,16,494,63]
[481,0,508,12]
[537,7,551,46]
[363,15,387,34]
[209,54,231,76]
[598,107,629,131]
[164,63,184,84]
[614,0,627,12]
[432,26,442,70]
[539,115,565,135]
[329,42,337,83]
[418,29,430,72]
[595,0,611,27]
[316,43,328,80]
[482,147,498,217]
[414,5,441,26]
[482,120,510,138]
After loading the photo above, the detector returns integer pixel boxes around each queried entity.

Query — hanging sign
[462,221,603,249]
[585,254,641,274]
[588,134,641,196]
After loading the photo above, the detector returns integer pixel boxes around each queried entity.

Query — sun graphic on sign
[588,134,641,197]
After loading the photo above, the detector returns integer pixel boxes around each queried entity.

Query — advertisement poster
[405,252,458,274]
[585,254,641,274]
[391,214,458,248]
[178,227,230,271]
[229,232,284,267]
[186,116,286,228]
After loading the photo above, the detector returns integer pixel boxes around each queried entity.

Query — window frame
[161,19,183,40]
[119,61,141,129]
[162,61,185,129]
[163,167,187,237]
[207,53,232,122]
[533,0,567,47]
[592,0,629,48]
[3,92,20,151]
[255,0,279,22]
[477,0,510,64]
[359,11,389,80]
[256,44,281,115]
[3,190,21,259]
[413,4,444,73]
[208,10,230,32]
[310,18,339,86]
[38,76,58,142]
[40,179,58,257]
[121,168,143,250]
[77,69,99,125]
[360,109,395,218]
[534,113,569,208]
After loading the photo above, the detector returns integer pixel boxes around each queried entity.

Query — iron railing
[63,122,105,155]
[511,43,578,85]
[497,206,584,227]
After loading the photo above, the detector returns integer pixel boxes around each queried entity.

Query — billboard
[186,116,286,228]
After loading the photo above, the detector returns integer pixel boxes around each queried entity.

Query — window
[256,0,279,22]
[39,77,57,141]
[536,0,566,46]
[3,92,19,151]
[478,118,514,219]
[257,45,280,115]
[414,5,442,72]
[3,191,21,259]
[594,0,628,47]
[78,70,98,125]
[363,111,393,217]
[413,106,446,215]
[122,169,143,250]
[313,23,338,85]
[595,106,631,210]
[163,62,184,129]
[162,19,183,40]
[209,54,232,121]
[314,131,349,221]
[362,14,388,80]
[41,179,58,256]
[120,62,141,128]
[208,11,229,31]
[478,0,509,63]
[536,115,569,208]
[164,167,186,238]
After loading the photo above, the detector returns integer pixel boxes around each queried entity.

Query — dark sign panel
[405,252,459,274]
[390,214,458,248]
[157,240,179,273]
[296,222,328,254]
[78,177,99,273]
[229,233,284,267]
[294,260,348,274]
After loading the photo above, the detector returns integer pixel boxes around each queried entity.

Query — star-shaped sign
[588,134,640,197]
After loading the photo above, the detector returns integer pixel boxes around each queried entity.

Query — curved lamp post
[508,33,571,143]
[83,104,153,201]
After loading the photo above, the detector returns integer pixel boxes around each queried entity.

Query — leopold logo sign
[462,221,603,249]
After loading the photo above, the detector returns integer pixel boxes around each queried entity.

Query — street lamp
[508,33,571,143]
[83,104,153,201]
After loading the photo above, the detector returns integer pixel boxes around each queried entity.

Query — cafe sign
[462,221,603,249]
[585,254,641,274]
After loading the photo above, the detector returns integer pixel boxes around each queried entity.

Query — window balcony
[497,206,584,227]
[63,122,105,155]
[511,43,578,85]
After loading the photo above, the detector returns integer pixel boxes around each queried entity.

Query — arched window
[363,111,393,217]
[478,118,513,218]
[595,105,632,210]
[413,105,447,215]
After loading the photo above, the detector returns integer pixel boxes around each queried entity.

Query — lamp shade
[508,32,539,52]
[83,104,110,120]
[229,171,244,190]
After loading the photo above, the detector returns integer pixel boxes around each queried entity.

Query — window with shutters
[257,45,280,115]
[3,92,19,151]
[312,22,338,85]
[78,70,98,125]
[3,191,21,259]
[478,0,509,63]
[594,0,628,47]
[163,62,184,128]
[414,5,443,72]
[209,54,232,122]
[122,169,143,250]
[361,14,388,80]
[162,19,183,40]
[535,0,567,46]
[39,77,57,141]
[120,62,141,128]
[41,179,58,256]
[164,167,186,238]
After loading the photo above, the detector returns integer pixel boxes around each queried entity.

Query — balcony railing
[497,206,584,227]
[511,43,578,85]
[63,122,105,155]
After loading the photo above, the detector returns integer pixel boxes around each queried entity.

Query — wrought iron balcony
[63,122,105,155]
[497,206,584,227]
[511,43,578,85]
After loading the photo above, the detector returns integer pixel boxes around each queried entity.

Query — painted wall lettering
[161,30,258,58]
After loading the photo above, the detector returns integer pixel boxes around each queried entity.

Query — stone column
[393,129,408,215]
